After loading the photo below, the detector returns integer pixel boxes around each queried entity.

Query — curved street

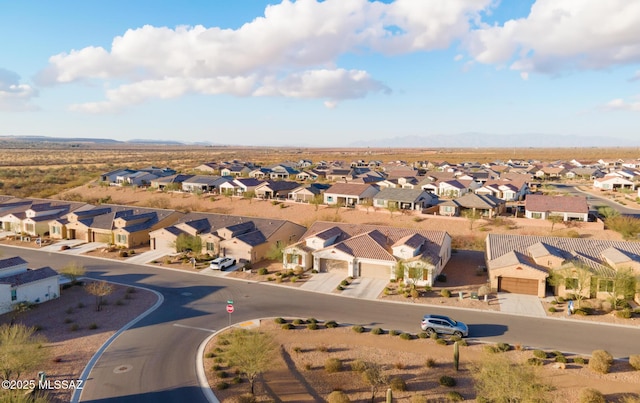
[3,246,640,403]
[550,183,640,218]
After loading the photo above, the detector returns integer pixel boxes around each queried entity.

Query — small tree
[60,261,86,285]
[223,329,277,395]
[85,281,114,311]
[360,361,388,403]
[548,262,592,308]
[547,214,563,232]
[601,267,637,309]
[0,323,49,380]
[310,194,324,211]
[361,198,373,214]
[462,209,480,230]
[243,191,256,204]
[387,203,399,219]
[173,233,202,254]
[473,352,552,403]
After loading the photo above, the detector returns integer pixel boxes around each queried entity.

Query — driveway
[497,292,546,317]
[299,272,387,300]
[39,239,87,252]
[125,248,173,264]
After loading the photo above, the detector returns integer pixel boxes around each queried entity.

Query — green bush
[440,289,451,298]
[325,358,343,373]
[307,318,318,324]
[340,279,349,286]
[616,309,632,319]
[325,320,338,328]
[216,370,228,378]
[350,359,367,372]
[216,381,229,390]
[436,338,448,345]
[88,323,98,330]
[579,388,606,403]
[439,375,456,387]
[371,327,383,335]
[274,317,286,324]
[425,358,436,368]
[533,350,548,359]
[389,329,401,336]
[573,356,587,365]
[257,268,268,275]
[527,357,544,366]
[589,350,614,374]
[399,332,412,340]
[417,332,429,339]
[352,325,365,333]
[446,391,464,402]
[281,323,294,330]
[548,307,557,313]
[292,319,305,325]
[629,354,640,370]
[307,323,319,330]
[555,355,568,363]
[390,376,407,391]
[326,390,351,403]
[496,342,511,352]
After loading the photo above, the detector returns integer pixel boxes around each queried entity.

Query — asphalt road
[3,246,640,402]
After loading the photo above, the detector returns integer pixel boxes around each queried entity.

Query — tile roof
[334,230,396,261]
[373,188,429,203]
[0,267,59,287]
[234,230,268,246]
[525,194,588,214]
[0,256,28,270]
[325,183,377,196]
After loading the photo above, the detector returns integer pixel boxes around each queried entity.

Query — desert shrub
[399,332,412,340]
[425,358,436,368]
[629,355,640,370]
[527,357,544,366]
[371,327,383,335]
[417,332,429,339]
[440,289,451,298]
[317,345,329,352]
[390,376,407,391]
[292,319,304,325]
[230,392,254,402]
[394,362,405,369]
[69,324,80,331]
[575,307,594,316]
[555,355,568,363]
[484,345,499,354]
[616,308,632,319]
[336,285,344,291]
[274,317,286,324]
[118,250,129,258]
[326,390,351,403]
[548,307,557,313]
[324,320,338,328]
[352,325,365,333]
[566,230,581,238]
[573,356,587,365]
[533,350,548,359]
[257,268,268,275]
[550,300,558,305]
[350,359,367,372]
[439,375,456,387]
[307,323,319,330]
[446,391,464,402]
[293,346,302,353]
[340,279,349,286]
[325,358,343,373]
[88,323,98,330]
[496,342,511,352]
[304,362,312,370]
[281,323,294,330]
[436,338,448,345]
[216,381,229,390]
[290,276,298,283]
[589,350,614,374]
[551,350,563,357]
[216,370,228,378]
[307,318,318,324]
[205,352,215,358]
[579,388,606,403]
[389,329,401,336]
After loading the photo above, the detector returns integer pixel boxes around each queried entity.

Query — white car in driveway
[209,257,236,270]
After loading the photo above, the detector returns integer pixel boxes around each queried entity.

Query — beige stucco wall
[489,264,548,297]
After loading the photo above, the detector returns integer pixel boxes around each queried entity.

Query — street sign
[227,300,234,304]
[226,304,234,313]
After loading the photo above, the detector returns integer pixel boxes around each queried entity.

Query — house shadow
[467,324,508,338]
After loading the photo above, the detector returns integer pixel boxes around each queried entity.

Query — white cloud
[466,0,640,74]
[520,72,529,80]
[39,0,490,111]
[0,68,38,111]
[605,97,640,112]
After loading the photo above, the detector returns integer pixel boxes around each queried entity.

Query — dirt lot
[205,320,640,403]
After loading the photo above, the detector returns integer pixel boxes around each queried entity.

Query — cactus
[453,341,460,371]
[386,388,393,403]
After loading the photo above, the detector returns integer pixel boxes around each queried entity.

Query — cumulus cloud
[0,68,38,111]
[39,0,490,112]
[605,97,640,112]
[466,0,640,75]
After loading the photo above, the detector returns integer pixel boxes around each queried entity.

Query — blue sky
[1,0,639,146]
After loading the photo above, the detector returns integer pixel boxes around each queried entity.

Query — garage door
[498,277,538,295]
[359,263,390,279]
[319,259,348,274]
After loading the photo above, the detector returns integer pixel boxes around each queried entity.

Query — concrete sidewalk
[299,272,344,294]
[341,277,388,300]
[497,292,546,317]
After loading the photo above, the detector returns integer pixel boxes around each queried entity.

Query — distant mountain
[126,139,184,145]
[349,133,640,148]
[0,135,121,144]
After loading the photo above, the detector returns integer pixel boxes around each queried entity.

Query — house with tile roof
[288,183,331,203]
[0,256,60,315]
[181,175,232,193]
[218,178,265,196]
[524,194,589,222]
[373,188,437,211]
[323,183,380,207]
[283,222,451,285]
[254,180,300,199]
[0,199,89,236]
[593,174,635,191]
[149,212,305,263]
[486,233,640,300]
[438,193,506,218]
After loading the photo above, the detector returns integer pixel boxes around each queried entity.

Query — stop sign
[226,304,234,313]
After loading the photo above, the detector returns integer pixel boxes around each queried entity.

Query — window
[24,223,35,233]
[532,212,542,219]
[51,226,61,235]
[598,279,613,293]
[116,234,127,244]
[327,196,334,202]
[11,289,17,301]
[206,242,215,252]
[565,278,578,290]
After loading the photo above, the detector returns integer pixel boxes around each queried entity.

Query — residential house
[181,175,231,193]
[288,183,331,203]
[149,212,305,263]
[195,162,223,173]
[438,193,505,218]
[267,164,300,180]
[282,222,451,286]
[598,158,624,171]
[100,169,135,184]
[150,174,194,191]
[486,233,640,299]
[565,168,604,180]
[0,200,88,237]
[373,188,436,211]
[0,256,60,315]
[423,179,471,198]
[115,171,159,187]
[218,178,264,196]
[475,179,528,201]
[524,194,589,222]
[296,169,324,181]
[254,181,300,199]
[534,166,567,180]
[323,183,379,207]
[220,165,252,177]
[593,174,635,192]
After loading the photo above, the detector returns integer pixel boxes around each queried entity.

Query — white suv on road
[209,257,236,270]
